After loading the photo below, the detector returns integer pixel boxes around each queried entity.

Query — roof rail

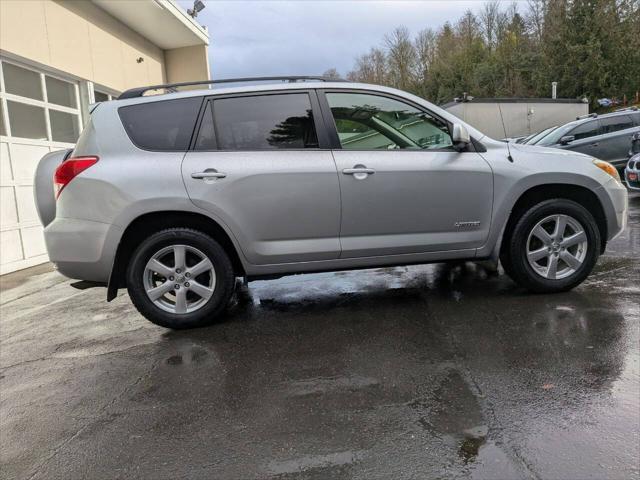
[118,76,347,99]
[614,106,639,112]
[576,112,598,120]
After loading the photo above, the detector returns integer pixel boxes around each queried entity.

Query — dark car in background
[525,108,640,170]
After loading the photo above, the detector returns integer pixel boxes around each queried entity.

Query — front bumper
[624,166,640,191]
[44,217,122,282]
[599,178,628,242]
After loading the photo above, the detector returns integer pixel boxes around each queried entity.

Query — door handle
[191,169,226,179]
[342,167,376,175]
[591,143,599,147]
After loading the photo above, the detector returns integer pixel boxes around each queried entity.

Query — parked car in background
[503,135,528,143]
[625,155,640,191]
[34,77,628,329]
[520,125,558,145]
[625,132,640,191]
[526,109,640,170]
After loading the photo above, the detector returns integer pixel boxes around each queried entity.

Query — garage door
[0,58,82,275]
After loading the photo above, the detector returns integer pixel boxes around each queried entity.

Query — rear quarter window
[118,97,202,151]
[599,115,634,134]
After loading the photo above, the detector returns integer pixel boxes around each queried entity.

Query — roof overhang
[91,0,209,49]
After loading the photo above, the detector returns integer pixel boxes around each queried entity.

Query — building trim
[91,0,209,49]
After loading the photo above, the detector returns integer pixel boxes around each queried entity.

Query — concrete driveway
[1,193,639,480]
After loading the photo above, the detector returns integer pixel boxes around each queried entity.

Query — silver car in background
[34,77,628,329]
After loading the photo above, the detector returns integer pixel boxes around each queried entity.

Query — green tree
[346,0,640,106]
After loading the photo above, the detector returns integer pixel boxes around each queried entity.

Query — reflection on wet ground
[1,193,639,479]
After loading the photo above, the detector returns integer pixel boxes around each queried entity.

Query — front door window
[326,92,453,150]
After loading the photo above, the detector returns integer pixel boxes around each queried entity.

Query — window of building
[94,91,109,103]
[212,94,319,150]
[0,59,82,144]
[2,62,43,101]
[94,89,116,103]
[118,97,202,151]
[5,101,47,140]
[49,110,80,143]
[46,76,77,108]
[0,101,6,136]
[326,92,453,150]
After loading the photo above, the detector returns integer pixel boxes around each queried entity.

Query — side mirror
[452,123,471,151]
[559,135,575,145]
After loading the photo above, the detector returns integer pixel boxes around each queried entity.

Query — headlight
[592,159,621,183]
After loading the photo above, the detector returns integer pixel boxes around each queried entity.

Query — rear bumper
[44,217,122,283]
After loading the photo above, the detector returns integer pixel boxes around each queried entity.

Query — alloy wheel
[526,214,588,280]
[143,244,216,314]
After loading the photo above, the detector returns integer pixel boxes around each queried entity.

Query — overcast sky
[177,0,520,79]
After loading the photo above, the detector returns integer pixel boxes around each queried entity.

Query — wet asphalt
[1,193,639,480]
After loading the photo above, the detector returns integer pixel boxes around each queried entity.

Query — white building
[0,0,210,274]
[442,98,589,140]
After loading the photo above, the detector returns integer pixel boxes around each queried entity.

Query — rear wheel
[127,228,235,329]
[500,199,600,293]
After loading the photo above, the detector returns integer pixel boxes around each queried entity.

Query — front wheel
[500,199,601,293]
[126,228,235,329]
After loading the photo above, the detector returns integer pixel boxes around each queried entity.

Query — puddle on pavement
[165,344,211,366]
[267,450,363,477]
[459,435,486,463]
[413,370,489,464]
[411,370,532,476]
[283,375,380,397]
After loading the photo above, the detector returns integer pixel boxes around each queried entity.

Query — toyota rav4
[34,77,628,329]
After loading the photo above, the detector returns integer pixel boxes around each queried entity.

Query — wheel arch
[498,184,608,261]
[107,211,246,301]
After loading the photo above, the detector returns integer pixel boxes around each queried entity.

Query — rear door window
[119,97,202,151]
[212,93,318,150]
[599,115,635,134]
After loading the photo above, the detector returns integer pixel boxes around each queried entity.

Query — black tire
[126,228,235,329]
[500,199,600,293]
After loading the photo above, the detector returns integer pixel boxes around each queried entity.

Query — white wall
[445,101,589,139]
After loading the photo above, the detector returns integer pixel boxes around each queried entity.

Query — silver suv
[35,77,628,329]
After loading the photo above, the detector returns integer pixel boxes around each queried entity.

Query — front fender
[477,171,614,260]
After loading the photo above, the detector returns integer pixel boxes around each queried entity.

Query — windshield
[536,123,577,146]
[524,126,558,145]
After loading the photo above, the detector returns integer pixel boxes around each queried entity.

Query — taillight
[54,156,99,199]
